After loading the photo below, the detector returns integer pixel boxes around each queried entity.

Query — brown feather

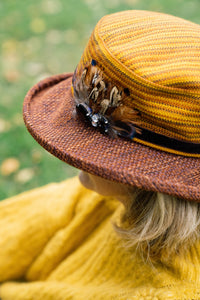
[111,105,141,125]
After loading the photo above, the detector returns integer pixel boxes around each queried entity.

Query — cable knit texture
[0,176,200,299]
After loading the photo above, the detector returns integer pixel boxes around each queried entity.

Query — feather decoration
[73,59,142,139]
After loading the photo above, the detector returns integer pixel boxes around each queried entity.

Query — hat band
[133,128,200,157]
[75,101,200,157]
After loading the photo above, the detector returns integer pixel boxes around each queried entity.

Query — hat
[23,10,200,202]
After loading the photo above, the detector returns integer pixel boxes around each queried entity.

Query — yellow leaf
[14,168,35,183]
[1,158,20,176]
[4,70,20,82]
[0,118,11,133]
[30,18,46,34]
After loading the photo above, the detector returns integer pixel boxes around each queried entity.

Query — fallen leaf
[41,0,62,14]
[31,149,42,163]
[103,0,120,8]
[1,158,20,176]
[14,168,35,183]
[64,29,78,45]
[46,30,62,44]
[2,39,18,55]
[24,62,44,76]
[4,70,20,82]
[30,18,46,34]
[24,37,41,54]
[0,118,11,133]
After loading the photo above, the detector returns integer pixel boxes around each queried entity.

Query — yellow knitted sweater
[0,177,200,300]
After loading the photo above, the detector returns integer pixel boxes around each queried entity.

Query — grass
[0,0,200,200]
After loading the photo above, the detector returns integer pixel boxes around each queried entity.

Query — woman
[0,10,200,299]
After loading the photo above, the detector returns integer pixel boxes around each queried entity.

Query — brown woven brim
[23,73,200,202]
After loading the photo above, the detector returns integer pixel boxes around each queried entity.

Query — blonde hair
[114,188,200,262]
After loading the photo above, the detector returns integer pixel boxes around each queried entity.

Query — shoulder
[0,176,119,225]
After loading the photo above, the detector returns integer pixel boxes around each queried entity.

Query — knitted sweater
[0,177,200,300]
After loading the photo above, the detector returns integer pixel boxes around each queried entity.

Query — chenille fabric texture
[0,177,200,300]
[23,10,200,202]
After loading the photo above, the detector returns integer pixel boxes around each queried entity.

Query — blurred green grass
[0,0,200,200]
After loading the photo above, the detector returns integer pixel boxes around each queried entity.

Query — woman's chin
[79,171,94,191]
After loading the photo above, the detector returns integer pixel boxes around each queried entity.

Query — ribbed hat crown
[73,10,200,156]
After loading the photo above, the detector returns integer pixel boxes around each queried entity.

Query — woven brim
[23,73,200,202]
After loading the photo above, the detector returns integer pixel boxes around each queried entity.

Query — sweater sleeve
[0,177,92,281]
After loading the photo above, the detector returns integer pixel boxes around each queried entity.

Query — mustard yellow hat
[23,11,200,201]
